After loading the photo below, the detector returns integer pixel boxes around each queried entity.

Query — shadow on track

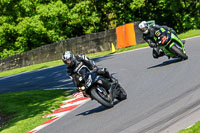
[76,101,120,116]
[147,58,184,69]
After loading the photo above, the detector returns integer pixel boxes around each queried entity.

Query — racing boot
[100,78,113,99]
[152,48,165,59]
[104,69,113,82]
[97,68,113,82]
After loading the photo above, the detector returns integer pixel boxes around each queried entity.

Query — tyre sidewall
[171,45,188,60]
[90,87,114,108]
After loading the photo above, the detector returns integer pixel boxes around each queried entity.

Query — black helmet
[62,51,76,66]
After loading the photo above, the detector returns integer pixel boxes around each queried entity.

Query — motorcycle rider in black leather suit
[138,21,185,59]
[62,51,113,93]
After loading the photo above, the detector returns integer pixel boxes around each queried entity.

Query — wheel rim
[97,87,112,103]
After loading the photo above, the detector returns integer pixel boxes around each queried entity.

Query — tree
[0,0,199,59]
[68,0,101,35]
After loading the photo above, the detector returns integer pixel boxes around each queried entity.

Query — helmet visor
[141,27,148,32]
[66,59,71,65]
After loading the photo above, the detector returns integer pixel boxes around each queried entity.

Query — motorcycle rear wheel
[171,45,188,60]
[90,87,114,108]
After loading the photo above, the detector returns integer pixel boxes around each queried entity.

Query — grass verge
[178,29,200,39]
[0,89,74,133]
[0,60,64,77]
[0,29,199,77]
[178,121,200,133]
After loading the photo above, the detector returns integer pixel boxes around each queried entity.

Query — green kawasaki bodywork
[154,28,186,57]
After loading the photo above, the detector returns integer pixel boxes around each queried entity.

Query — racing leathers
[143,24,184,58]
[66,54,112,91]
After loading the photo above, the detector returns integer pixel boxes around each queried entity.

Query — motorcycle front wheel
[90,87,114,108]
[171,45,188,60]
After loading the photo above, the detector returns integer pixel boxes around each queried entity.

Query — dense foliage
[0,0,199,59]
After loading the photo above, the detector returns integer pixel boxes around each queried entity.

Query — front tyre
[171,45,188,60]
[90,87,114,108]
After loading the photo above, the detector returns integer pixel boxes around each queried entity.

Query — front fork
[169,34,186,53]
[97,77,120,99]
[97,78,112,91]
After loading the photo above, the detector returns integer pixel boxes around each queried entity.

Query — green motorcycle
[154,28,188,60]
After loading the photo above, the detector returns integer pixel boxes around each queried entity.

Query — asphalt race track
[1,36,200,133]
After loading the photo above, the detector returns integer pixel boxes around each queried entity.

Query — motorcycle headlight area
[79,76,83,81]
[80,86,86,90]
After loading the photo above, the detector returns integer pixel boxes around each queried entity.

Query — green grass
[86,50,113,59]
[178,121,200,133]
[0,89,74,133]
[0,60,64,77]
[116,43,148,53]
[179,29,200,39]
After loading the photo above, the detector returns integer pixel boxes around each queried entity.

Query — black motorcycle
[76,64,127,108]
